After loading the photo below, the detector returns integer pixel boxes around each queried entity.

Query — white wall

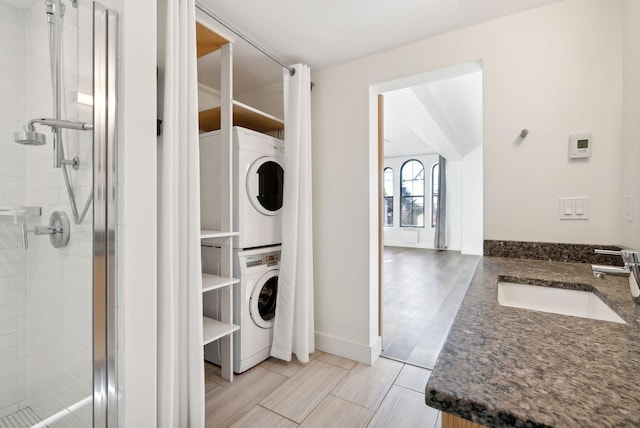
[119,0,157,426]
[0,1,27,418]
[312,0,624,363]
[461,144,483,255]
[236,82,284,120]
[623,0,640,251]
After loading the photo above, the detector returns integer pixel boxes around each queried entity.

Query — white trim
[315,332,381,365]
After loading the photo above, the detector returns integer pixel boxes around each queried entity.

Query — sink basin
[498,282,626,324]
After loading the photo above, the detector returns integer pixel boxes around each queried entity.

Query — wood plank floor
[381,247,480,368]
[205,352,440,428]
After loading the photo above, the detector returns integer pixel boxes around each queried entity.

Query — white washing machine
[202,244,280,373]
[200,126,284,249]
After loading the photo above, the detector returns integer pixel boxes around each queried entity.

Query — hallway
[381,247,480,368]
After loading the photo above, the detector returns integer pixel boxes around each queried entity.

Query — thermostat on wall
[569,133,591,159]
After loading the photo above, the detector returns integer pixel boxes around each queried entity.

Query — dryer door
[249,269,279,329]
[246,156,284,216]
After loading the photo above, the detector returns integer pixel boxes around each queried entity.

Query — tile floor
[205,352,441,428]
[0,408,41,428]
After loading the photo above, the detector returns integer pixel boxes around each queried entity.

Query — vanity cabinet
[441,413,486,428]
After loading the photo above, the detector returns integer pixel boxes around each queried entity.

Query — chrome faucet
[592,249,640,304]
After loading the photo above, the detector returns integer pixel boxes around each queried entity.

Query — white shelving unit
[195,12,284,384]
[202,317,239,346]
[199,229,238,381]
[202,272,239,293]
[196,16,238,382]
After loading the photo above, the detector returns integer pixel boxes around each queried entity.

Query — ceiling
[198,0,561,92]
[384,68,482,159]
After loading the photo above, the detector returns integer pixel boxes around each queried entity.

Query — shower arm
[27,118,93,132]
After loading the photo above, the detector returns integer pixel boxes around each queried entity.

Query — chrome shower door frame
[93,2,118,427]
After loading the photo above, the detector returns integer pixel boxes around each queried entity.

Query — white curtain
[157,0,205,426]
[434,155,447,249]
[271,64,315,363]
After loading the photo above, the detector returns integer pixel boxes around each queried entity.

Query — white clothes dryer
[201,244,280,373]
[200,127,284,249]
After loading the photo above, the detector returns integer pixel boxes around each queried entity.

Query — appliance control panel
[245,251,281,268]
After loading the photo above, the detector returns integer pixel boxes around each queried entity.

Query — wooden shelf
[200,229,239,239]
[202,273,239,293]
[196,22,229,58]
[199,101,285,134]
[203,317,239,346]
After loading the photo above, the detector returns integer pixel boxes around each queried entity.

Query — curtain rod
[195,2,296,76]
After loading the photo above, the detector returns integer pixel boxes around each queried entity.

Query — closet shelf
[202,273,239,293]
[200,229,239,239]
[198,100,284,134]
[196,22,229,58]
[202,317,239,346]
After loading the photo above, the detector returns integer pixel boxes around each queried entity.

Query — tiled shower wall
[25,1,94,426]
[0,1,28,419]
[0,1,95,425]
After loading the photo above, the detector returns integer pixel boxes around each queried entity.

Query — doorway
[374,62,483,368]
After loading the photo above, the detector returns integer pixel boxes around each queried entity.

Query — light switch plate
[625,194,634,222]
[559,197,589,220]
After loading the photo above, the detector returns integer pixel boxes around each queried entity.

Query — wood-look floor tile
[205,366,287,428]
[229,405,298,428]
[331,358,403,410]
[260,356,307,378]
[205,374,224,397]
[381,247,480,367]
[315,352,356,370]
[260,359,348,423]
[394,364,431,393]
[205,362,229,387]
[299,395,373,428]
[367,385,439,428]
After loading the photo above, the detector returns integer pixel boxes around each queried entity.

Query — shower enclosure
[0,0,117,426]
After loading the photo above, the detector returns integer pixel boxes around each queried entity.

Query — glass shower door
[0,1,117,426]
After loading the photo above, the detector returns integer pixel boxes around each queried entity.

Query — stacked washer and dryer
[200,126,284,373]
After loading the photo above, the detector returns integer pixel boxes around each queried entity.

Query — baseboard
[315,332,382,365]
[461,244,483,256]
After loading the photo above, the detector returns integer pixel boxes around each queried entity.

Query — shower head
[14,129,46,146]
[14,117,92,147]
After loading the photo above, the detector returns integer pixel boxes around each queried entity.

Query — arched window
[400,160,424,227]
[431,163,439,228]
[383,167,394,227]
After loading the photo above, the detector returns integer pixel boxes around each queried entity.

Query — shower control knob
[48,211,70,248]
[23,211,70,249]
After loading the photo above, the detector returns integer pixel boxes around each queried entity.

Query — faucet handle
[595,249,623,256]
[621,250,639,265]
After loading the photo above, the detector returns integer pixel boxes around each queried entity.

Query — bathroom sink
[497,282,626,324]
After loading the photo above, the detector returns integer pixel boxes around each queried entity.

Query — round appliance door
[249,269,279,329]
[246,156,284,216]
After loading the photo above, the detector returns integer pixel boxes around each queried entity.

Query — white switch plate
[625,194,634,221]
[559,197,589,220]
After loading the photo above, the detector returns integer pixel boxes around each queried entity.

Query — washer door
[246,156,284,216]
[249,269,279,329]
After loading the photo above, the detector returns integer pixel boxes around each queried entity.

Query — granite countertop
[425,256,640,427]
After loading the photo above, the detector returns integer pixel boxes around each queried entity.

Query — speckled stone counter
[425,257,640,427]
